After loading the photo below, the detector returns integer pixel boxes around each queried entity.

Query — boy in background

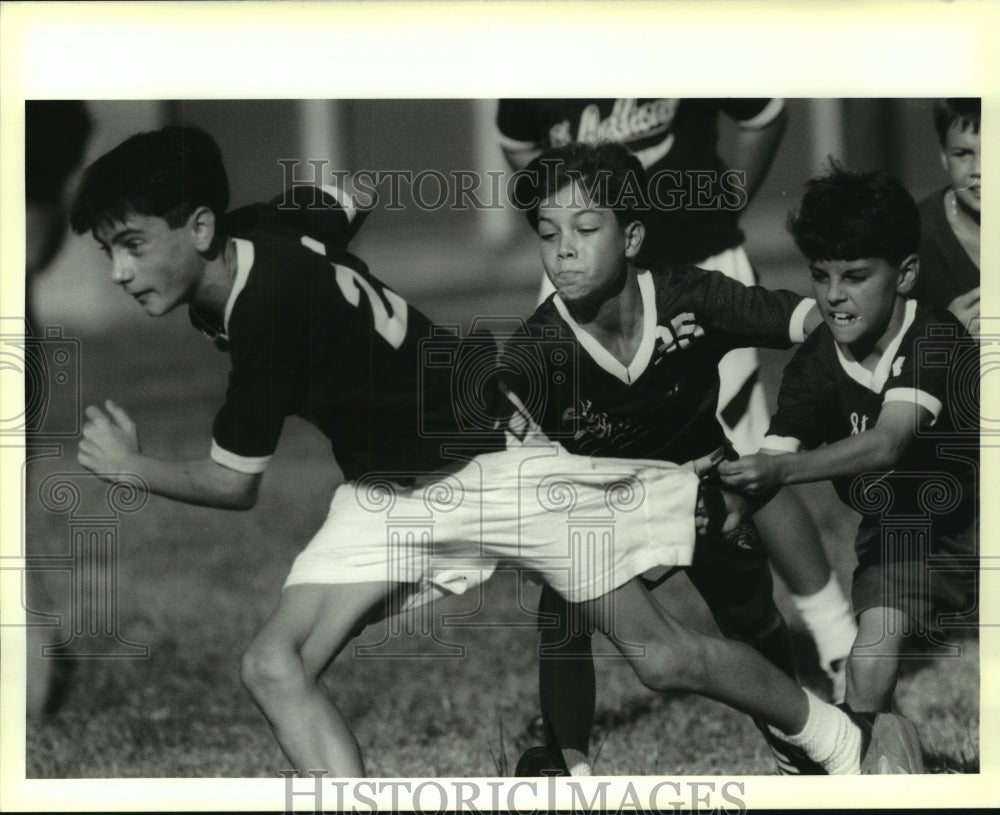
[24,100,93,717]
[911,98,980,334]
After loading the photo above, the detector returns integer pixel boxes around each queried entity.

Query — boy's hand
[78,399,141,478]
[717,453,785,496]
[695,482,751,536]
[947,287,980,335]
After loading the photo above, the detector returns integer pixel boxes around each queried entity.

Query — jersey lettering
[333,264,408,349]
[850,412,869,435]
[655,312,706,357]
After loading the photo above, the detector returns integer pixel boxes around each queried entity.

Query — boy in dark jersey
[68,125,511,774]
[498,98,856,708]
[69,127,909,776]
[720,165,978,719]
[502,142,923,775]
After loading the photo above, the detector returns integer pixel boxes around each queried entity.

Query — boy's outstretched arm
[718,401,925,496]
[78,399,261,510]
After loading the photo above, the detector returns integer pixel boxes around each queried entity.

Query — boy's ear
[624,220,645,259]
[188,206,217,253]
[896,253,919,295]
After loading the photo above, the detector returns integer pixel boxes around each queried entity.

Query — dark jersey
[501,267,811,465]
[194,188,503,481]
[766,300,978,521]
[496,98,783,265]
[912,187,980,311]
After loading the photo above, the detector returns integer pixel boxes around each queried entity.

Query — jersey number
[333,264,408,349]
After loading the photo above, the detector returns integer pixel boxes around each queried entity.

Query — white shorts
[697,246,770,456]
[283,443,700,603]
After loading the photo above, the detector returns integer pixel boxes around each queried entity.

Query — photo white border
[2,1,997,811]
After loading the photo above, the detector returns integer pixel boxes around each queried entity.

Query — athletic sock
[792,574,858,671]
[770,688,861,774]
[561,747,592,776]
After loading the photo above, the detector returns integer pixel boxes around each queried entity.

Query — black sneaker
[515,745,568,777]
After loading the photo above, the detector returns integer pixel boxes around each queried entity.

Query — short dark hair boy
[721,164,978,719]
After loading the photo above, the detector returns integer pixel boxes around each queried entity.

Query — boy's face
[941,122,981,214]
[809,257,915,349]
[536,181,642,306]
[93,212,207,317]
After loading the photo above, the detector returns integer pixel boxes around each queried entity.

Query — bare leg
[756,488,829,595]
[585,579,808,732]
[846,607,908,713]
[583,579,863,774]
[241,581,400,775]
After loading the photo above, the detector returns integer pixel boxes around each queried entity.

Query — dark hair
[788,163,920,266]
[514,141,648,231]
[70,125,229,235]
[25,100,92,205]
[933,98,980,146]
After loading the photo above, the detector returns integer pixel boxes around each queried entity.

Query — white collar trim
[833,299,917,393]
[221,238,254,338]
[552,271,656,385]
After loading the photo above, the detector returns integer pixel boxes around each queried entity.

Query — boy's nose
[110,254,134,285]
[558,236,576,259]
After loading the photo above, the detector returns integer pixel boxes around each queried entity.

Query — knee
[632,635,708,693]
[241,637,307,699]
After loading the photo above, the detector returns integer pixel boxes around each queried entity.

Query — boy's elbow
[208,463,261,510]
[227,490,257,511]
[869,433,903,471]
[227,479,260,510]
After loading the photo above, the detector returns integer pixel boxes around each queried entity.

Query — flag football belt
[688,446,726,478]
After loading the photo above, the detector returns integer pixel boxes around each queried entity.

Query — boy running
[720,165,978,719]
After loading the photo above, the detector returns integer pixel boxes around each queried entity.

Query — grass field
[22,272,980,780]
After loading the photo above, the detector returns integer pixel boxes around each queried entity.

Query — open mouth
[828,312,858,327]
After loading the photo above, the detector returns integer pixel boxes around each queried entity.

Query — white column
[808,99,846,173]
[471,99,520,248]
[297,99,348,171]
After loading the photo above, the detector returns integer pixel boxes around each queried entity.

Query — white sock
[561,748,591,776]
[792,574,858,671]
[770,688,861,774]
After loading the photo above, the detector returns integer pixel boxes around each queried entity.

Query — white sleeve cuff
[497,133,542,153]
[761,434,801,453]
[737,99,785,130]
[788,298,816,344]
[211,440,272,474]
[884,387,943,425]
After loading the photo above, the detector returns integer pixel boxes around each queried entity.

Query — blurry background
[31,98,949,334]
